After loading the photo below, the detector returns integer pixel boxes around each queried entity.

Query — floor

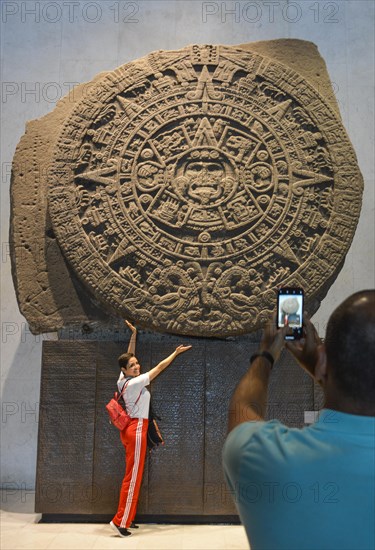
[1,491,249,549]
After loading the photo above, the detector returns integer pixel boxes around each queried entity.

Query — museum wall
[1,0,374,490]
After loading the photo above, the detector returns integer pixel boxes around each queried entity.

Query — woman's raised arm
[124,320,137,355]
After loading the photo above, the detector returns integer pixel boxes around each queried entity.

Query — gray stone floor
[1,491,249,549]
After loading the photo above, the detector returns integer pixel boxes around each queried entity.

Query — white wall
[1,0,374,488]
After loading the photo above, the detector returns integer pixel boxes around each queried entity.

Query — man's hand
[286,317,322,382]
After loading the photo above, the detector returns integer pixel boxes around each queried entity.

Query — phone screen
[277,287,304,340]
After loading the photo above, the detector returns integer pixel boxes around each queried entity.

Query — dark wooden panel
[146,339,206,514]
[35,341,97,513]
[92,342,126,514]
[204,340,252,515]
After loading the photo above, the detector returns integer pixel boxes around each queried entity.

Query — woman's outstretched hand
[175,345,192,355]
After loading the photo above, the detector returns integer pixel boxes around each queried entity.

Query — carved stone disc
[48,44,363,336]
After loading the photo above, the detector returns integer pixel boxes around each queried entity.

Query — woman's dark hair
[118,352,134,370]
[325,290,375,403]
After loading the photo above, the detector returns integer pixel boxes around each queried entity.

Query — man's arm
[227,321,286,433]
[125,320,137,355]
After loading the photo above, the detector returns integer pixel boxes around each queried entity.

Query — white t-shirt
[117,372,150,420]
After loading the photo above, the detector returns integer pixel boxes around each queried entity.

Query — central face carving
[173,148,237,207]
[185,160,224,203]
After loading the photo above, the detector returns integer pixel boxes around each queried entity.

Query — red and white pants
[112,418,149,528]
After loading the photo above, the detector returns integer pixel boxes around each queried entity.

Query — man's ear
[315,343,328,384]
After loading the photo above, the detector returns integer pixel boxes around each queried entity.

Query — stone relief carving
[11,41,363,336]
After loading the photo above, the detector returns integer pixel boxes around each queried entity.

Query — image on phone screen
[277,288,304,340]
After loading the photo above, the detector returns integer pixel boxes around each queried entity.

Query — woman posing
[110,320,191,537]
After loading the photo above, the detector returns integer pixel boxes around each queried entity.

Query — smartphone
[277,287,304,340]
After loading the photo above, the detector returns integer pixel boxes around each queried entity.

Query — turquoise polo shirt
[222,409,375,550]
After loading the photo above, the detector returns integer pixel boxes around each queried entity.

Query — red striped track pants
[112,417,149,529]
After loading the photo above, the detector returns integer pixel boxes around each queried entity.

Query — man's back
[223,409,375,550]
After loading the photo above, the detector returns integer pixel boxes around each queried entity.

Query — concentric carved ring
[48,44,363,336]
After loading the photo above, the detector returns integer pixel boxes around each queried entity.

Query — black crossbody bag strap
[117,377,143,415]
[116,379,130,402]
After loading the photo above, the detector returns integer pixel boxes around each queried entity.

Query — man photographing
[223,290,375,550]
